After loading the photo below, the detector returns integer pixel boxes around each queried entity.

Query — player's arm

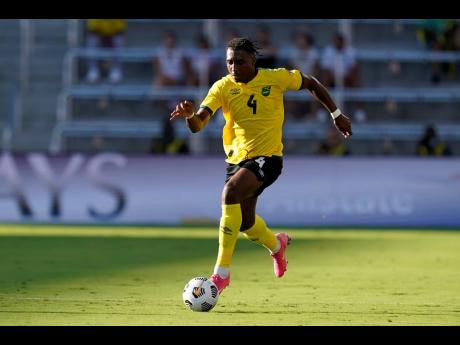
[300,74,352,138]
[170,100,212,133]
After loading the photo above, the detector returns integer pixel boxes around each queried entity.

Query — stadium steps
[353,22,419,49]
[11,128,57,152]
[123,20,203,47]
[10,20,70,151]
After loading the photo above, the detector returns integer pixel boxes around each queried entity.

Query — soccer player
[170,38,352,294]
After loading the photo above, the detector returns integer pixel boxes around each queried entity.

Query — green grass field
[0,225,459,325]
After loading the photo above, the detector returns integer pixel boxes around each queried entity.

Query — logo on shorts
[230,88,241,95]
[262,86,271,96]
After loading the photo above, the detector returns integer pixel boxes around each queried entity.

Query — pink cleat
[210,273,230,294]
[271,233,291,277]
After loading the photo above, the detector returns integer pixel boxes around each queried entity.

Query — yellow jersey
[200,68,303,164]
[87,19,127,37]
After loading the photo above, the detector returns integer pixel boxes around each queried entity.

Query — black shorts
[225,155,283,197]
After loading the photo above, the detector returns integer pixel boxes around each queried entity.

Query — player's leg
[239,156,291,278]
[211,168,262,293]
[222,167,262,205]
[240,197,279,253]
[242,212,291,277]
[239,195,257,231]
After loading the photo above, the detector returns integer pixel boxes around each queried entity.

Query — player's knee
[221,183,241,204]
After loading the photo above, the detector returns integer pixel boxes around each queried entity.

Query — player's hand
[170,100,196,121]
[334,114,352,139]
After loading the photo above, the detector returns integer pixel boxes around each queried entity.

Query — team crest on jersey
[230,88,241,95]
[262,86,271,96]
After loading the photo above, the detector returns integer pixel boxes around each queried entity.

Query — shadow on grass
[0,234,385,295]
[0,236,224,294]
[0,310,169,316]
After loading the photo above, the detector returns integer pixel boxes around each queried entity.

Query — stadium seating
[1,19,460,155]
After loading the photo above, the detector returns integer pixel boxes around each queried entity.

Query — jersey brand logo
[262,86,271,96]
[230,88,241,95]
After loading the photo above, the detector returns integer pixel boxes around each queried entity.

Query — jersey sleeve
[200,81,222,116]
[276,68,303,91]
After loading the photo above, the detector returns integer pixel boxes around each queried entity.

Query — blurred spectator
[287,32,320,76]
[285,31,321,121]
[382,137,395,155]
[416,19,457,83]
[85,19,126,84]
[254,25,278,69]
[151,116,189,154]
[321,32,365,122]
[416,19,450,50]
[153,31,190,87]
[451,21,460,51]
[316,127,351,156]
[187,35,219,87]
[442,20,460,80]
[90,135,105,152]
[416,125,452,156]
[384,98,400,120]
[320,32,360,88]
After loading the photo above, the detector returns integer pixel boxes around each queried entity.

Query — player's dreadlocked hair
[227,37,260,56]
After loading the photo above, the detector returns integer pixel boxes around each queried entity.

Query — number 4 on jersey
[255,157,265,168]
[247,94,257,114]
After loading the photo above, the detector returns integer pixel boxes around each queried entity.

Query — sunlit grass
[0,225,459,325]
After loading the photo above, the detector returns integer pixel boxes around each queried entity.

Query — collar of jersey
[234,68,261,86]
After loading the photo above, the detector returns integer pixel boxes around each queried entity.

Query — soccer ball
[182,276,219,312]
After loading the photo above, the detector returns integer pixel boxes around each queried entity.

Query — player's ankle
[270,238,281,254]
[213,266,230,279]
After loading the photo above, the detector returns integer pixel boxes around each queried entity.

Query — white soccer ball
[182,276,219,312]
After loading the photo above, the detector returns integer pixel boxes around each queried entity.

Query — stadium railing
[62,47,460,88]
[126,19,421,25]
[53,41,460,153]
[49,119,460,153]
